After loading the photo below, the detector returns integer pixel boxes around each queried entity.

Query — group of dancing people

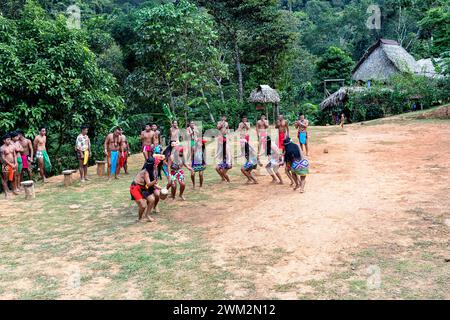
[1,114,310,223]
[129,114,310,222]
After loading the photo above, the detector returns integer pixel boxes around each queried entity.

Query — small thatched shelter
[249,85,281,123]
[352,39,417,82]
[320,87,366,111]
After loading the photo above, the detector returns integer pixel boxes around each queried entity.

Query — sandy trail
[179,121,450,298]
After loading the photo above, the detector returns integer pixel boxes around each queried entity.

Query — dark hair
[244,141,249,161]
[163,141,175,160]
[266,136,272,156]
[39,126,46,131]
[2,133,11,142]
[17,130,25,136]
[81,125,89,130]
[145,123,151,127]
[142,157,155,181]
[10,131,18,138]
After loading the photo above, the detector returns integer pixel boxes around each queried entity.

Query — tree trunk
[165,78,176,114]
[233,34,244,104]
[184,82,189,124]
[215,77,225,103]
[201,88,216,123]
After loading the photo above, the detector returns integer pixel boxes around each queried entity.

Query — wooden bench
[21,180,35,199]
[62,170,77,187]
[96,160,106,176]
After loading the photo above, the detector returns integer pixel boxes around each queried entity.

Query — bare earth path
[1,113,449,299]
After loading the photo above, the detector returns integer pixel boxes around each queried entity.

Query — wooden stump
[96,161,106,176]
[21,180,35,199]
[62,170,74,187]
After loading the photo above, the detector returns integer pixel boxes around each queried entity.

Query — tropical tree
[127,0,227,122]
[0,1,124,168]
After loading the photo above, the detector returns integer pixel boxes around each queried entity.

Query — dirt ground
[173,117,450,299]
[0,112,449,299]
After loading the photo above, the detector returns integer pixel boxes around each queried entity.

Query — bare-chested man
[104,127,122,181]
[34,127,51,183]
[340,113,345,128]
[275,115,289,151]
[11,132,24,192]
[129,157,159,223]
[256,114,269,165]
[140,124,154,160]
[1,133,18,197]
[152,124,162,154]
[217,115,230,138]
[119,128,130,175]
[18,131,33,181]
[76,125,91,182]
[170,120,180,143]
[295,114,309,156]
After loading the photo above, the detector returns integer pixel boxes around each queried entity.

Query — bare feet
[293,184,300,191]
[300,188,305,193]
[278,181,284,185]
[153,206,160,213]
[179,195,186,201]
[85,177,90,181]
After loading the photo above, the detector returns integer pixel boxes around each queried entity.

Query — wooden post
[62,170,74,187]
[21,180,35,199]
[96,160,106,176]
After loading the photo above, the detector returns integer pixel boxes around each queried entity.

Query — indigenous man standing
[11,132,24,192]
[1,133,18,197]
[18,131,33,181]
[119,128,130,175]
[104,127,122,181]
[170,120,180,143]
[256,114,269,166]
[152,124,162,155]
[217,115,230,139]
[295,114,309,156]
[34,127,51,183]
[275,115,289,151]
[76,125,91,182]
[140,124,154,160]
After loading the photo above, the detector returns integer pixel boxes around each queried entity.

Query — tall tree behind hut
[197,0,293,103]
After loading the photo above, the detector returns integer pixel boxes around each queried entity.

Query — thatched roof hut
[248,85,280,104]
[416,58,441,78]
[320,87,366,111]
[352,39,417,82]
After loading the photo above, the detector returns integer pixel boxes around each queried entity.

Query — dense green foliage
[0,0,449,176]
